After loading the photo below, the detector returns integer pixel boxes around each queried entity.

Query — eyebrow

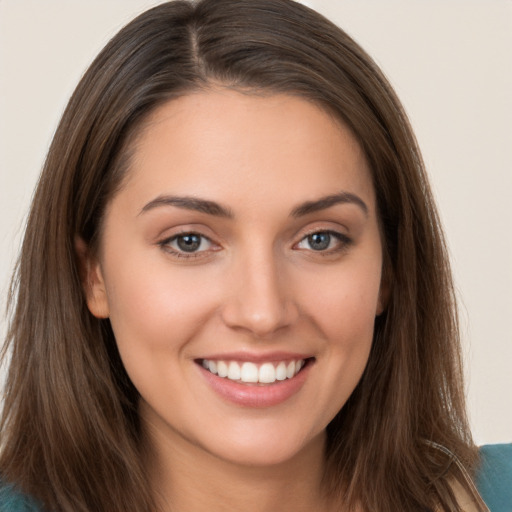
[139,191,368,218]
[140,195,234,218]
[291,192,368,217]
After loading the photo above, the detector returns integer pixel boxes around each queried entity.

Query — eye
[160,232,214,256]
[295,230,350,252]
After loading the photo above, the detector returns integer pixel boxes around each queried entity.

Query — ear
[75,237,110,319]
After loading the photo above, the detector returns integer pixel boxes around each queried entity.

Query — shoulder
[0,482,42,512]
[475,443,512,512]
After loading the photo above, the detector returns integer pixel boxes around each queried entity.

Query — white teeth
[208,360,217,374]
[276,362,287,381]
[258,363,276,383]
[217,360,228,378]
[201,358,307,384]
[227,361,241,380]
[240,362,259,383]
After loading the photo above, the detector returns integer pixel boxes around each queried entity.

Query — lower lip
[198,361,312,408]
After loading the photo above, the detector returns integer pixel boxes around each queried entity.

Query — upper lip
[197,351,313,363]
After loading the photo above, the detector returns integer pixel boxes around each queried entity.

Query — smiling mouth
[198,358,313,385]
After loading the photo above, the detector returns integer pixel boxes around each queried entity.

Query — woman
[0,1,506,510]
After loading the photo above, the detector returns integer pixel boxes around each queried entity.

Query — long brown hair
[1,1,482,511]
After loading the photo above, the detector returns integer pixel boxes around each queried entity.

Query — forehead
[117,89,376,215]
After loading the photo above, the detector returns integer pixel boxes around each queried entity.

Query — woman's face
[84,90,386,467]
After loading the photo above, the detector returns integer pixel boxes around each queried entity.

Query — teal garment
[0,444,511,511]
[476,443,512,512]
[0,483,41,512]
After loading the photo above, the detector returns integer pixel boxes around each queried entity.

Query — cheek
[298,259,382,344]
[101,255,219,362]
[101,260,223,410]
[317,280,377,374]
[294,257,381,412]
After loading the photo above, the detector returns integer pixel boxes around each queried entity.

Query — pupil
[309,232,330,251]
[177,234,201,252]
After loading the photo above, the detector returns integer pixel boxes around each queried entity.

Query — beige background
[0,1,510,444]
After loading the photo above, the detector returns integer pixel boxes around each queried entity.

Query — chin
[199,423,326,468]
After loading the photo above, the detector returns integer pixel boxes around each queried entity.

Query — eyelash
[158,229,352,259]
[159,232,216,259]
[294,230,352,255]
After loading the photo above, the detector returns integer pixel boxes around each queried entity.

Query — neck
[145,423,334,512]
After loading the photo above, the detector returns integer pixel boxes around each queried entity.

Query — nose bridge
[221,242,297,337]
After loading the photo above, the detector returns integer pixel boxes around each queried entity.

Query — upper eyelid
[159,227,217,244]
[296,227,350,242]
[162,231,210,242]
[295,218,351,234]
[299,230,349,241]
[300,227,345,236]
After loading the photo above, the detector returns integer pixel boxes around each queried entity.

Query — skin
[81,90,385,511]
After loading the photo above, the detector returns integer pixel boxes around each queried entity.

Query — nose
[220,248,299,338]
